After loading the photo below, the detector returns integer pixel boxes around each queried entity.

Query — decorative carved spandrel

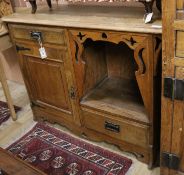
[134,45,146,75]
[68,31,85,97]
[74,41,79,63]
[134,37,153,117]
[77,32,86,40]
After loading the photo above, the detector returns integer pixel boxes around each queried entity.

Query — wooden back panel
[106,42,136,80]
[82,40,137,96]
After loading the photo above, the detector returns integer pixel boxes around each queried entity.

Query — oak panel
[176,31,184,57]
[25,56,72,112]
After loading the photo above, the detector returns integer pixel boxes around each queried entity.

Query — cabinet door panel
[25,56,72,113]
[170,67,184,174]
[162,1,184,175]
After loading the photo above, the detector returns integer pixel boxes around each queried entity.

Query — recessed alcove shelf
[80,77,148,123]
[79,40,148,124]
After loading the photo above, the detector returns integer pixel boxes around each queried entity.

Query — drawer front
[9,24,67,46]
[83,109,149,148]
[15,42,66,62]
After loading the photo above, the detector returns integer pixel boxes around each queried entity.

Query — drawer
[82,109,149,148]
[9,24,67,46]
[176,31,184,57]
[15,42,66,62]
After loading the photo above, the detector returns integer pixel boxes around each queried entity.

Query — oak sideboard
[2,5,162,168]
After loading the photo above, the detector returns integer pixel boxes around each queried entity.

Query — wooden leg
[46,0,52,9]
[143,2,154,14]
[29,0,37,14]
[156,0,162,12]
[139,0,154,14]
[139,1,154,23]
[0,53,17,121]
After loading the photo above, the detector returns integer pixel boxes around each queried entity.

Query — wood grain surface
[2,5,162,34]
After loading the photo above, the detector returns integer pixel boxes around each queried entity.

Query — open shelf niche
[68,30,158,124]
[79,39,148,123]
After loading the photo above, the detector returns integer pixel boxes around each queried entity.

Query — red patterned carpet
[7,123,132,175]
[0,101,21,126]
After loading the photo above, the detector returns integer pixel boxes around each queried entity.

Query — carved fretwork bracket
[134,43,147,75]
[68,30,155,118]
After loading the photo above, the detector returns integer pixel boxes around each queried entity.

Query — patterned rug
[0,101,21,125]
[7,123,132,175]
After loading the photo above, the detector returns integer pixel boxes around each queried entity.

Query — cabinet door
[169,1,184,173]
[161,0,184,175]
[25,56,72,113]
[9,25,81,126]
[15,41,76,117]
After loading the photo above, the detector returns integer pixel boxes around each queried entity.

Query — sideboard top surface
[2,5,162,34]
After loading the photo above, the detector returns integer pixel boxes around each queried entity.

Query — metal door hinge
[164,77,184,101]
[69,87,76,99]
[161,152,180,170]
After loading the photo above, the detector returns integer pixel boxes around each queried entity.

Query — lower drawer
[82,108,149,148]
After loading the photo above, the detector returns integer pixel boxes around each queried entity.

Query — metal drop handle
[30,31,42,41]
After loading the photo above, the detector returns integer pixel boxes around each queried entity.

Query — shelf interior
[81,77,148,124]
[80,39,149,124]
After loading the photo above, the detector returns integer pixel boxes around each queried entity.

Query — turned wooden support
[0,52,17,121]
[0,3,17,121]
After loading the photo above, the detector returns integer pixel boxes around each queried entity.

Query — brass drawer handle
[105,121,120,133]
[30,31,42,40]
